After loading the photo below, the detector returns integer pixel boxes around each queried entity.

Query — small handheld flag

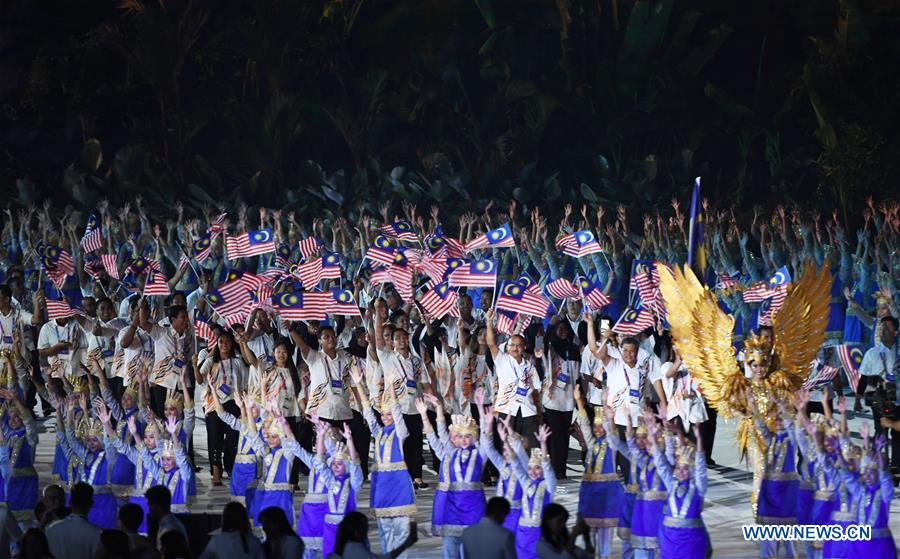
[464,223,515,252]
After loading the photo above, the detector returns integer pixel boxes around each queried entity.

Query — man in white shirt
[0,285,41,394]
[133,304,195,417]
[37,300,88,383]
[85,297,130,399]
[45,483,101,559]
[291,323,359,424]
[486,309,542,449]
[373,304,435,488]
[860,316,899,471]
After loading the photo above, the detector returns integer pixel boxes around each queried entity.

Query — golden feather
[657,264,748,419]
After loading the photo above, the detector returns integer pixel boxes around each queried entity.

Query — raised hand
[536,424,551,443]
[127,415,139,435]
[165,416,179,438]
[341,422,353,441]
[875,434,888,453]
[414,397,428,416]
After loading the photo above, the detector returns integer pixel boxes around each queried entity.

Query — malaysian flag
[193,310,217,351]
[321,253,343,280]
[366,235,396,266]
[380,220,418,242]
[224,269,266,292]
[424,228,465,258]
[35,241,75,275]
[494,309,518,335]
[226,229,276,259]
[418,281,459,319]
[100,254,119,279]
[298,236,323,260]
[419,254,449,283]
[328,289,361,317]
[802,363,840,391]
[612,307,655,335]
[83,256,104,281]
[178,254,190,274]
[271,291,329,321]
[142,270,170,297]
[465,223,514,252]
[291,259,321,287]
[193,234,213,263]
[80,210,103,253]
[767,266,792,288]
[389,251,414,302]
[275,243,293,268]
[496,280,550,317]
[46,297,75,320]
[837,343,864,393]
[126,257,161,275]
[516,272,543,296]
[207,280,252,317]
[577,276,611,310]
[448,259,497,288]
[555,230,603,258]
[251,283,275,312]
[545,278,580,300]
[756,286,788,326]
[208,213,227,239]
[368,266,392,286]
[443,258,466,280]
[716,272,741,290]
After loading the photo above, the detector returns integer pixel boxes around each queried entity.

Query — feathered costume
[658,260,831,517]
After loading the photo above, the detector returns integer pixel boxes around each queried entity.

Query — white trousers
[377,516,410,559]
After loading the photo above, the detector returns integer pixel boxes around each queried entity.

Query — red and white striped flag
[143,271,171,297]
[366,235,396,267]
[577,277,611,311]
[464,224,514,252]
[193,310,217,350]
[298,236,323,260]
[369,266,391,286]
[802,363,839,391]
[448,259,497,288]
[225,229,276,259]
[494,309,518,335]
[545,278,580,300]
[417,281,459,320]
[292,258,323,288]
[389,264,414,303]
[100,254,119,279]
[837,343,864,393]
[555,230,603,258]
[208,213,227,239]
[83,258,103,281]
[612,308,655,336]
[742,282,782,303]
[271,290,330,321]
[756,286,788,326]
[178,254,190,274]
[418,254,449,283]
[80,211,103,253]
[46,298,75,320]
[380,220,418,242]
[496,281,550,318]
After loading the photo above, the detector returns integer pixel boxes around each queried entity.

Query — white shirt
[541,350,577,412]
[245,330,276,387]
[302,348,358,420]
[201,356,248,411]
[659,361,708,424]
[860,342,897,379]
[457,349,494,404]
[147,323,196,389]
[86,317,128,378]
[38,319,87,378]
[0,306,34,358]
[377,347,432,415]
[604,347,658,426]
[493,352,541,418]
[580,345,605,406]
[117,325,155,383]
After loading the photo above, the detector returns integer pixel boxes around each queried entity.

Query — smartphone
[600,318,611,333]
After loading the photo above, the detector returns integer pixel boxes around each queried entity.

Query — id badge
[266,355,275,365]
[220,384,231,396]
[629,388,640,406]
[101,349,114,358]
[516,386,528,401]
[887,372,896,384]
[173,358,185,369]
[406,379,417,393]
[556,372,569,388]
[1,336,12,344]
[58,348,69,356]
[331,379,343,395]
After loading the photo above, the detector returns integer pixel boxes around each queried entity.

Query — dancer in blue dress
[646,419,708,559]
[0,387,38,526]
[475,389,523,535]
[314,421,363,557]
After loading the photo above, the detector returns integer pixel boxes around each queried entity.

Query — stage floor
[33,405,900,558]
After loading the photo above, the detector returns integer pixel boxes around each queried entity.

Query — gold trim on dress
[663,517,703,528]
[629,535,659,549]
[584,518,619,528]
[373,461,409,472]
[762,472,799,481]
[372,504,418,517]
[637,490,667,501]
[303,494,327,504]
[755,515,796,525]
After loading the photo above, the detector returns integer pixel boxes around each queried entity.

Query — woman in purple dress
[502,422,556,559]
[475,390,523,535]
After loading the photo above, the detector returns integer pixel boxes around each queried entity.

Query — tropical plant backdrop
[1,0,898,225]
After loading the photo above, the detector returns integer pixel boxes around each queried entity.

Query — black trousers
[107,376,124,402]
[403,413,425,479]
[349,410,371,480]
[700,401,718,463]
[206,400,240,472]
[615,425,630,476]
[294,418,314,479]
[149,384,168,420]
[498,409,539,450]
[873,408,900,472]
[544,409,572,479]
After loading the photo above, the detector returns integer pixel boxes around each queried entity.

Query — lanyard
[398,354,419,382]
[323,352,343,382]
[514,360,529,387]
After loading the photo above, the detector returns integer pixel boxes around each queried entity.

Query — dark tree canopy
[1,0,898,224]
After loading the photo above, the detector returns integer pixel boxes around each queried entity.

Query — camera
[866,384,900,420]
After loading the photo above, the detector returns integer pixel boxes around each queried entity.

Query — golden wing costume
[658,260,831,510]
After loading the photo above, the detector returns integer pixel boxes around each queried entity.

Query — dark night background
[1,0,898,224]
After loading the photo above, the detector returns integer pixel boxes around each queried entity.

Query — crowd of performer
[0,196,897,558]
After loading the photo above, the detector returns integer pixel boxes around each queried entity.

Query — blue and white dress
[315,453,363,557]
[479,430,523,534]
[575,410,622,529]
[425,424,487,538]
[652,445,708,559]
[364,402,416,518]
[754,416,799,525]
[508,439,556,559]
[62,425,117,529]
[108,435,160,534]
[2,411,38,525]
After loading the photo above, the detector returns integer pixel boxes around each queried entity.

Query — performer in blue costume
[502,421,556,559]
[573,385,623,558]
[0,387,38,527]
[95,359,143,504]
[62,397,117,529]
[647,419,708,559]
[209,377,259,510]
[416,396,486,559]
[143,416,193,513]
[618,413,667,559]
[314,421,363,557]
[475,389,523,535]
[349,364,416,559]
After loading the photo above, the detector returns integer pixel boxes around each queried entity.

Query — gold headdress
[262,417,284,438]
[122,385,138,402]
[449,414,478,437]
[331,442,348,462]
[824,421,839,438]
[860,451,878,472]
[378,394,397,415]
[742,332,771,369]
[841,441,862,463]
[874,291,890,308]
[160,439,176,458]
[592,407,605,426]
[144,419,162,437]
[675,444,696,468]
[635,419,649,437]
[72,376,90,395]
[164,390,184,413]
[77,417,104,440]
[528,448,545,468]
